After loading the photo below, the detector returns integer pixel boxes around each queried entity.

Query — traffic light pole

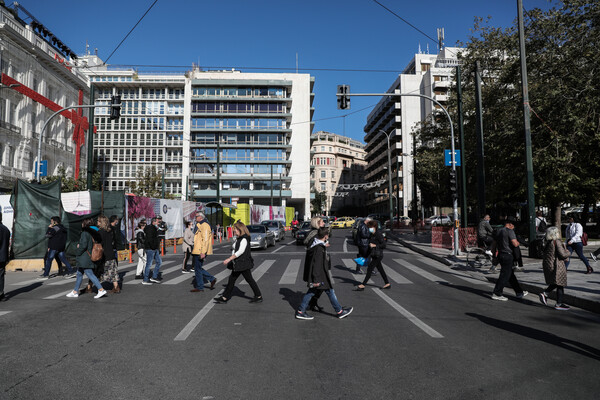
[36,102,121,182]
[339,91,460,255]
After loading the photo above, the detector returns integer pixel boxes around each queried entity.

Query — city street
[1,229,599,399]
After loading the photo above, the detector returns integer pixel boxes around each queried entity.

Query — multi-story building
[363,47,461,219]
[311,131,367,216]
[0,3,89,192]
[84,61,315,218]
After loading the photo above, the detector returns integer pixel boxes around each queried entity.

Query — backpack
[88,237,104,262]
[537,217,547,233]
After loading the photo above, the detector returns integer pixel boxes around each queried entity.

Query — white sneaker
[94,290,107,299]
[516,291,528,299]
[66,291,79,298]
[590,253,598,262]
[485,250,493,256]
[491,294,508,301]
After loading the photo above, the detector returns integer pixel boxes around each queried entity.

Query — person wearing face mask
[355,220,390,291]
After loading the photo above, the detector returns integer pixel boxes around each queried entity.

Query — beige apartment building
[310,131,366,216]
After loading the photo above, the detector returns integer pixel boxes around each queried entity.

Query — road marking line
[44,290,73,299]
[271,244,285,253]
[394,259,450,284]
[163,261,220,285]
[0,311,12,317]
[381,262,413,284]
[373,288,444,338]
[343,238,348,254]
[174,298,216,341]
[124,263,180,285]
[279,259,301,284]
[342,259,373,284]
[240,260,275,284]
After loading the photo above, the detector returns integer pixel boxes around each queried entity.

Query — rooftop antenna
[418,42,421,54]
[426,43,429,54]
[437,28,445,51]
[85,40,89,56]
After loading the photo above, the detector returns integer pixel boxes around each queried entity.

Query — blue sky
[19,0,555,143]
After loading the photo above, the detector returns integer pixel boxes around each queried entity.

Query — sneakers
[134,275,143,280]
[487,266,499,274]
[295,311,314,320]
[590,252,597,262]
[149,278,161,284]
[485,250,493,256]
[337,307,353,319]
[37,275,49,281]
[94,290,107,299]
[181,269,190,274]
[64,273,76,279]
[491,294,508,301]
[142,280,153,285]
[66,291,79,298]
[555,303,570,311]
[539,292,548,306]
[513,266,524,272]
[516,291,528,299]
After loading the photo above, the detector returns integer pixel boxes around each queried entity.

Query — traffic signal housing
[110,95,121,121]
[449,169,458,200]
[337,85,350,110]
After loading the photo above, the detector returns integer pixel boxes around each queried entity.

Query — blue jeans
[299,288,342,313]
[44,249,73,276]
[565,242,591,269]
[193,255,215,290]
[144,249,162,281]
[73,268,103,291]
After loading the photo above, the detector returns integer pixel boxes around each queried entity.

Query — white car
[424,215,451,226]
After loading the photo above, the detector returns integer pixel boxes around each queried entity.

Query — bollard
[129,242,133,263]
[173,238,177,254]
[161,239,164,256]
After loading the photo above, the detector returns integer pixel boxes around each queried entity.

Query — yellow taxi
[331,217,355,228]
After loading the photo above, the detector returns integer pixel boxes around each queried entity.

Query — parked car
[295,221,313,245]
[384,216,412,228]
[331,217,355,229]
[424,215,452,226]
[261,220,286,241]
[247,224,276,250]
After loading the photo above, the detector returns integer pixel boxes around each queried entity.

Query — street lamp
[378,130,395,232]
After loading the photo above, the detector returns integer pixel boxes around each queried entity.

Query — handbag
[226,260,234,270]
[582,232,588,246]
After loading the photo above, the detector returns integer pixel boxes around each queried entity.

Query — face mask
[369,228,375,233]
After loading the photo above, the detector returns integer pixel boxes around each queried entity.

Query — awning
[205,201,237,209]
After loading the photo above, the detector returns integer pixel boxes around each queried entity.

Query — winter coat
[303,228,318,249]
[111,224,125,251]
[302,242,332,290]
[356,222,371,248]
[46,224,68,252]
[192,220,213,256]
[542,239,570,287]
[144,224,160,250]
[98,228,116,262]
[182,227,194,253]
[157,220,167,238]
[135,228,146,250]
[231,234,253,271]
[76,227,102,269]
[368,229,386,259]
[477,219,493,240]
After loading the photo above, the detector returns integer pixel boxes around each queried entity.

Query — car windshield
[262,221,278,228]
[300,222,311,229]
[248,225,266,233]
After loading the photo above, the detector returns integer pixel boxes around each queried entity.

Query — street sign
[34,160,48,177]
[444,150,461,166]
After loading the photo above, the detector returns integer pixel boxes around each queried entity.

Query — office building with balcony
[363,47,461,219]
[311,131,367,216]
[85,63,314,218]
[0,3,89,192]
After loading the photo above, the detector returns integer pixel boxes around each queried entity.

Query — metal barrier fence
[432,226,478,252]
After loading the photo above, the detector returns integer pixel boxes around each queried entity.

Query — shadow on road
[279,287,305,311]
[466,312,600,361]
[4,282,43,301]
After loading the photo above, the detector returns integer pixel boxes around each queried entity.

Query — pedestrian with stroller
[540,226,571,310]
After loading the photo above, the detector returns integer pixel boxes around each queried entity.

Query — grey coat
[542,239,570,287]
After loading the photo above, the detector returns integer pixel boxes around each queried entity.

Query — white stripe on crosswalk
[0,311,12,317]
[174,298,216,341]
[279,259,301,284]
[381,262,413,284]
[125,262,179,285]
[394,259,450,284]
[342,259,373,284]
[44,290,73,299]
[240,260,275,284]
[163,261,220,285]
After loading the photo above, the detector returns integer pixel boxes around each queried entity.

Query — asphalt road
[1,229,599,399]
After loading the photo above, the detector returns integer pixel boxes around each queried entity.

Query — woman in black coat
[356,220,390,290]
[214,221,262,304]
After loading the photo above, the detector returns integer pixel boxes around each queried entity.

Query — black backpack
[537,217,547,233]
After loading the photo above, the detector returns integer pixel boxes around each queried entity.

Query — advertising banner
[61,191,92,215]
[250,205,286,225]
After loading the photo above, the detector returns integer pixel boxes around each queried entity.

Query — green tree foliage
[414,0,600,222]
[39,166,101,192]
[128,166,175,199]
[310,189,327,215]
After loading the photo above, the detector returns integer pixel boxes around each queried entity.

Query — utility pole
[456,66,468,228]
[517,0,536,245]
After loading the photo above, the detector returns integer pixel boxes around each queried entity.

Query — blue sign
[444,150,461,166]
[34,160,48,177]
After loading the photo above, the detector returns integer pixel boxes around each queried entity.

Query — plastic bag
[353,257,367,266]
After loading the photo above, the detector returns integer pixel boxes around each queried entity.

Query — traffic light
[110,95,121,121]
[449,169,458,200]
[337,85,350,110]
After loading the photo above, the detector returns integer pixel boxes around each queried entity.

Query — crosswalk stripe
[124,262,179,285]
[174,298,216,341]
[279,259,301,284]
[0,311,12,317]
[240,260,275,284]
[44,290,73,299]
[394,258,450,284]
[342,259,373,284]
[163,261,220,285]
[381,262,413,284]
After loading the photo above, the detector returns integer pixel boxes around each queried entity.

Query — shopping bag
[353,257,367,266]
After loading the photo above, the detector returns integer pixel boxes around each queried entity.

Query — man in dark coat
[0,213,10,301]
[355,217,372,274]
[295,228,353,320]
[41,216,75,279]
[143,217,162,284]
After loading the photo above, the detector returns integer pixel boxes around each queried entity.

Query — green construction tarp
[10,179,62,259]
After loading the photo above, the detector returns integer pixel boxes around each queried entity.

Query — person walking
[41,216,75,279]
[355,219,390,291]
[539,226,571,310]
[491,217,528,301]
[97,215,120,294]
[66,218,107,299]
[143,217,162,285]
[295,227,353,320]
[302,216,327,312]
[0,213,10,302]
[214,221,262,303]
[190,213,216,292]
[564,216,593,274]
[134,220,147,279]
[157,215,167,253]
[477,215,494,255]
[181,221,194,273]
[354,217,372,274]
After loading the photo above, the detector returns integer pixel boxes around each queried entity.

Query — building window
[331,171,335,179]
[321,170,326,178]
[320,183,326,191]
